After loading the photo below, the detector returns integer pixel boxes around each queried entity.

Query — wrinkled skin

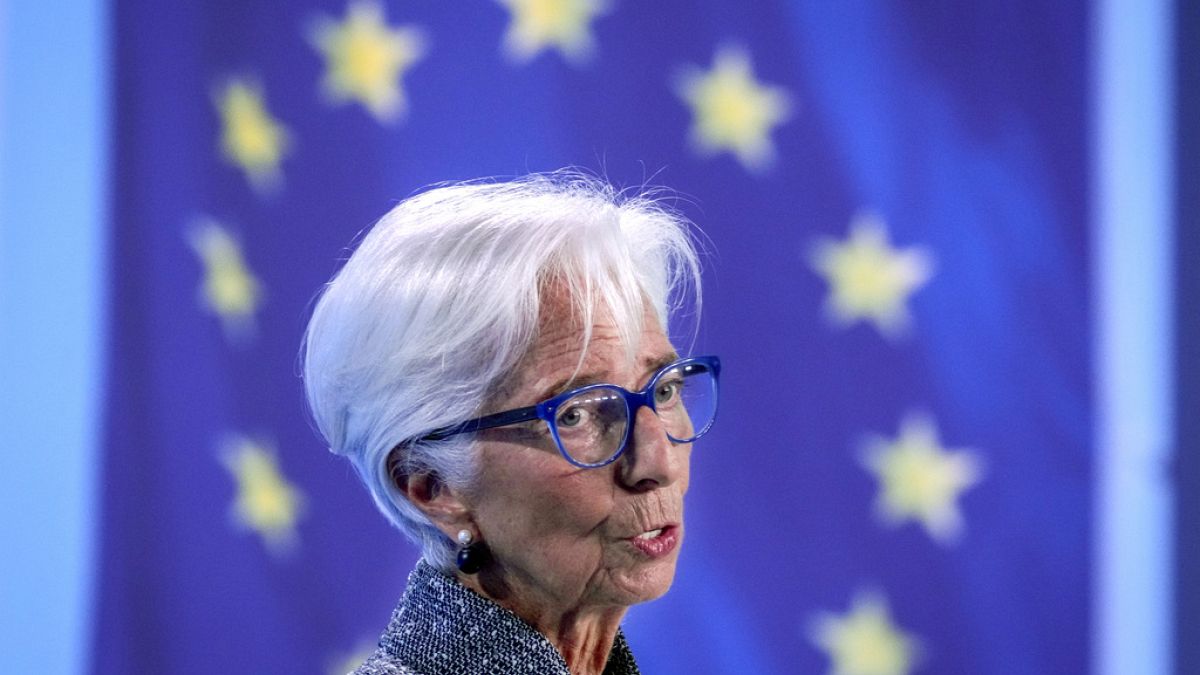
[412,291,692,674]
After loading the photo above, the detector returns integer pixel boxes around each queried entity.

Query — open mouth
[627,525,680,558]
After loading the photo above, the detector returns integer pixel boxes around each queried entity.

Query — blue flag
[95,2,1090,673]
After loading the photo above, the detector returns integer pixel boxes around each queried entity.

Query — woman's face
[463,294,691,614]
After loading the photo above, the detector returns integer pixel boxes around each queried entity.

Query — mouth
[626,524,681,558]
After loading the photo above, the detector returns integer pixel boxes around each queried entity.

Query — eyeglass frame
[420,355,721,469]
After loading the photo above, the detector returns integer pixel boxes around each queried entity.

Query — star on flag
[187,219,263,340]
[220,436,306,554]
[860,415,984,544]
[311,0,427,123]
[676,46,791,171]
[215,78,290,191]
[328,640,377,675]
[810,212,934,338]
[810,592,919,675]
[496,0,608,64]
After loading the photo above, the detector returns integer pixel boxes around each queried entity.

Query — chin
[610,552,680,606]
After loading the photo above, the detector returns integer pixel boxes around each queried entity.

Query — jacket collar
[377,560,640,675]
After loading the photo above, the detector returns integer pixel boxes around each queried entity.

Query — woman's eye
[654,380,681,405]
[557,406,585,428]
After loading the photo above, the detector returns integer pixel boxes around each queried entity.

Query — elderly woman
[303,173,720,675]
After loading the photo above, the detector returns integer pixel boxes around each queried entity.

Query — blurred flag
[94,2,1091,673]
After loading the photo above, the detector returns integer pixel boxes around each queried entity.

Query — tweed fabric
[351,561,641,675]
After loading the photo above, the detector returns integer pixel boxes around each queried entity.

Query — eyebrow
[534,350,681,402]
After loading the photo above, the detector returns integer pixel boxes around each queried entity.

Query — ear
[388,450,472,535]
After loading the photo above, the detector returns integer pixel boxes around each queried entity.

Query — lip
[626,524,681,559]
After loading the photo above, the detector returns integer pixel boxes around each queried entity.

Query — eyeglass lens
[552,362,717,465]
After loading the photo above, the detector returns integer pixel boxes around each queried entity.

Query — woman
[303,173,720,675]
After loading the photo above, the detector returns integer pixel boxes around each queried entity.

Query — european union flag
[94,2,1097,673]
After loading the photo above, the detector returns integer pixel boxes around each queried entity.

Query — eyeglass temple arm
[421,405,541,441]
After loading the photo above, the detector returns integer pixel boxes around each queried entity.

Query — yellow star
[311,0,427,123]
[220,437,306,554]
[861,415,984,544]
[215,79,289,191]
[187,219,263,340]
[810,592,919,675]
[328,640,377,675]
[810,212,934,338]
[676,46,791,171]
[496,0,608,64]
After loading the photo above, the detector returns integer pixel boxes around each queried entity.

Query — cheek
[472,448,615,553]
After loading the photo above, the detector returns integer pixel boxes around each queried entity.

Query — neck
[459,571,627,675]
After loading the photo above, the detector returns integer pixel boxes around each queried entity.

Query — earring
[456,529,487,574]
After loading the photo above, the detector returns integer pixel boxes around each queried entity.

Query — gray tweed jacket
[351,561,642,675]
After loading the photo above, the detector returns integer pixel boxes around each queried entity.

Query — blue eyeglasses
[423,356,721,469]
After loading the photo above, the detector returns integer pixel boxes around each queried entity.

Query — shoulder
[348,648,425,675]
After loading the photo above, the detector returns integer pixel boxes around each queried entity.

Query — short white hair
[302,171,702,569]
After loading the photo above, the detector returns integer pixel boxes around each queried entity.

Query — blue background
[0,1,1177,673]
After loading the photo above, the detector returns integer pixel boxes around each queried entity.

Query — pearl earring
[455,529,487,574]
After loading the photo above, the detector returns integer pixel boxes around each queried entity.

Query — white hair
[301,171,702,570]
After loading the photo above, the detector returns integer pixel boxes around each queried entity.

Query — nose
[618,405,687,491]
